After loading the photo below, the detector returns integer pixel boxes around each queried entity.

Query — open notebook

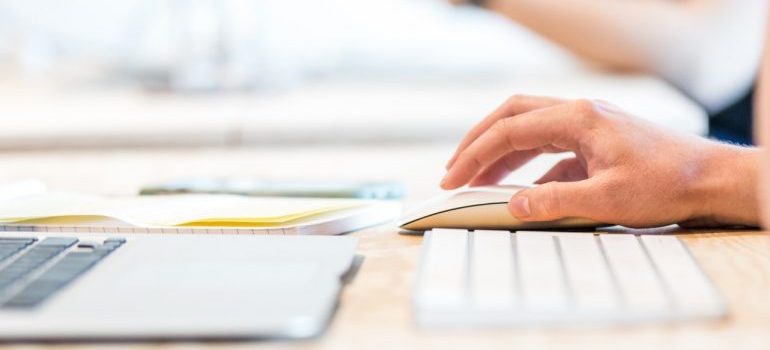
[0,181,400,235]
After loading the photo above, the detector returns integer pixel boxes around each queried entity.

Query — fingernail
[509,196,531,218]
[440,175,450,188]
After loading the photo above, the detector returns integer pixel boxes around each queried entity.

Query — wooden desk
[0,145,767,350]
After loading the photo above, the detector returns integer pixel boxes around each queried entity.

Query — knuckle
[571,99,600,124]
[465,153,484,172]
[506,94,527,105]
[491,118,516,150]
[491,117,512,134]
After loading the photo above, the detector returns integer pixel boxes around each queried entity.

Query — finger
[442,99,597,189]
[534,157,587,184]
[445,95,565,170]
[508,178,602,221]
[469,150,540,187]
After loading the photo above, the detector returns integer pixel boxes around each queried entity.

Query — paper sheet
[0,193,365,227]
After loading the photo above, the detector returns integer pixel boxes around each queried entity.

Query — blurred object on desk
[140,177,406,200]
[0,0,577,91]
[0,71,705,149]
[0,0,706,150]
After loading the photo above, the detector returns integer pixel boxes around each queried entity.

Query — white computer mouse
[399,184,604,231]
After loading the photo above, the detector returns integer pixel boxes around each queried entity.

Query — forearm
[687,143,760,227]
[482,0,766,111]
[484,0,701,71]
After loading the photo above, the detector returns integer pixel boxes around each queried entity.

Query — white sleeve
[654,0,767,113]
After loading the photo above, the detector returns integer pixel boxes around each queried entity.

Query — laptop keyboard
[414,229,726,327]
[0,236,125,309]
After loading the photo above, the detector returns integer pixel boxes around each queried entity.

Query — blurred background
[0,0,764,149]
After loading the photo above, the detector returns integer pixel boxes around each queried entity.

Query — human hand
[442,95,759,228]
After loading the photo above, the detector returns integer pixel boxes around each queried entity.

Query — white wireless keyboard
[414,229,726,327]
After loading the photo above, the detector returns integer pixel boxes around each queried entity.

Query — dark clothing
[708,88,754,145]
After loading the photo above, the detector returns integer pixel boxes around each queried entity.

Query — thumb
[508,180,597,221]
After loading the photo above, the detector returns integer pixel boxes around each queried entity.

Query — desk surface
[0,145,767,350]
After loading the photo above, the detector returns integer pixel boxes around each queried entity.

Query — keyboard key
[516,231,568,311]
[0,247,23,262]
[416,229,468,309]
[37,237,78,248]
[0,243,29,251]
[600,234,669,313]
[3,295,45,308]
[0,242,71,292]
[556,233,619,312]
[469,230,516,310]
[0,245,23,252]
[100,242,122,250]
[0,238,36,244]
[640,235,725,316]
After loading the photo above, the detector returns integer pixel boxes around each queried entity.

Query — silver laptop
[0,233,357,340]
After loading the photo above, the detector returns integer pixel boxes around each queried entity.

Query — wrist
[686,143,760,227]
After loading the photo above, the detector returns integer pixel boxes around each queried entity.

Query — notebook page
[0,193,365,227]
